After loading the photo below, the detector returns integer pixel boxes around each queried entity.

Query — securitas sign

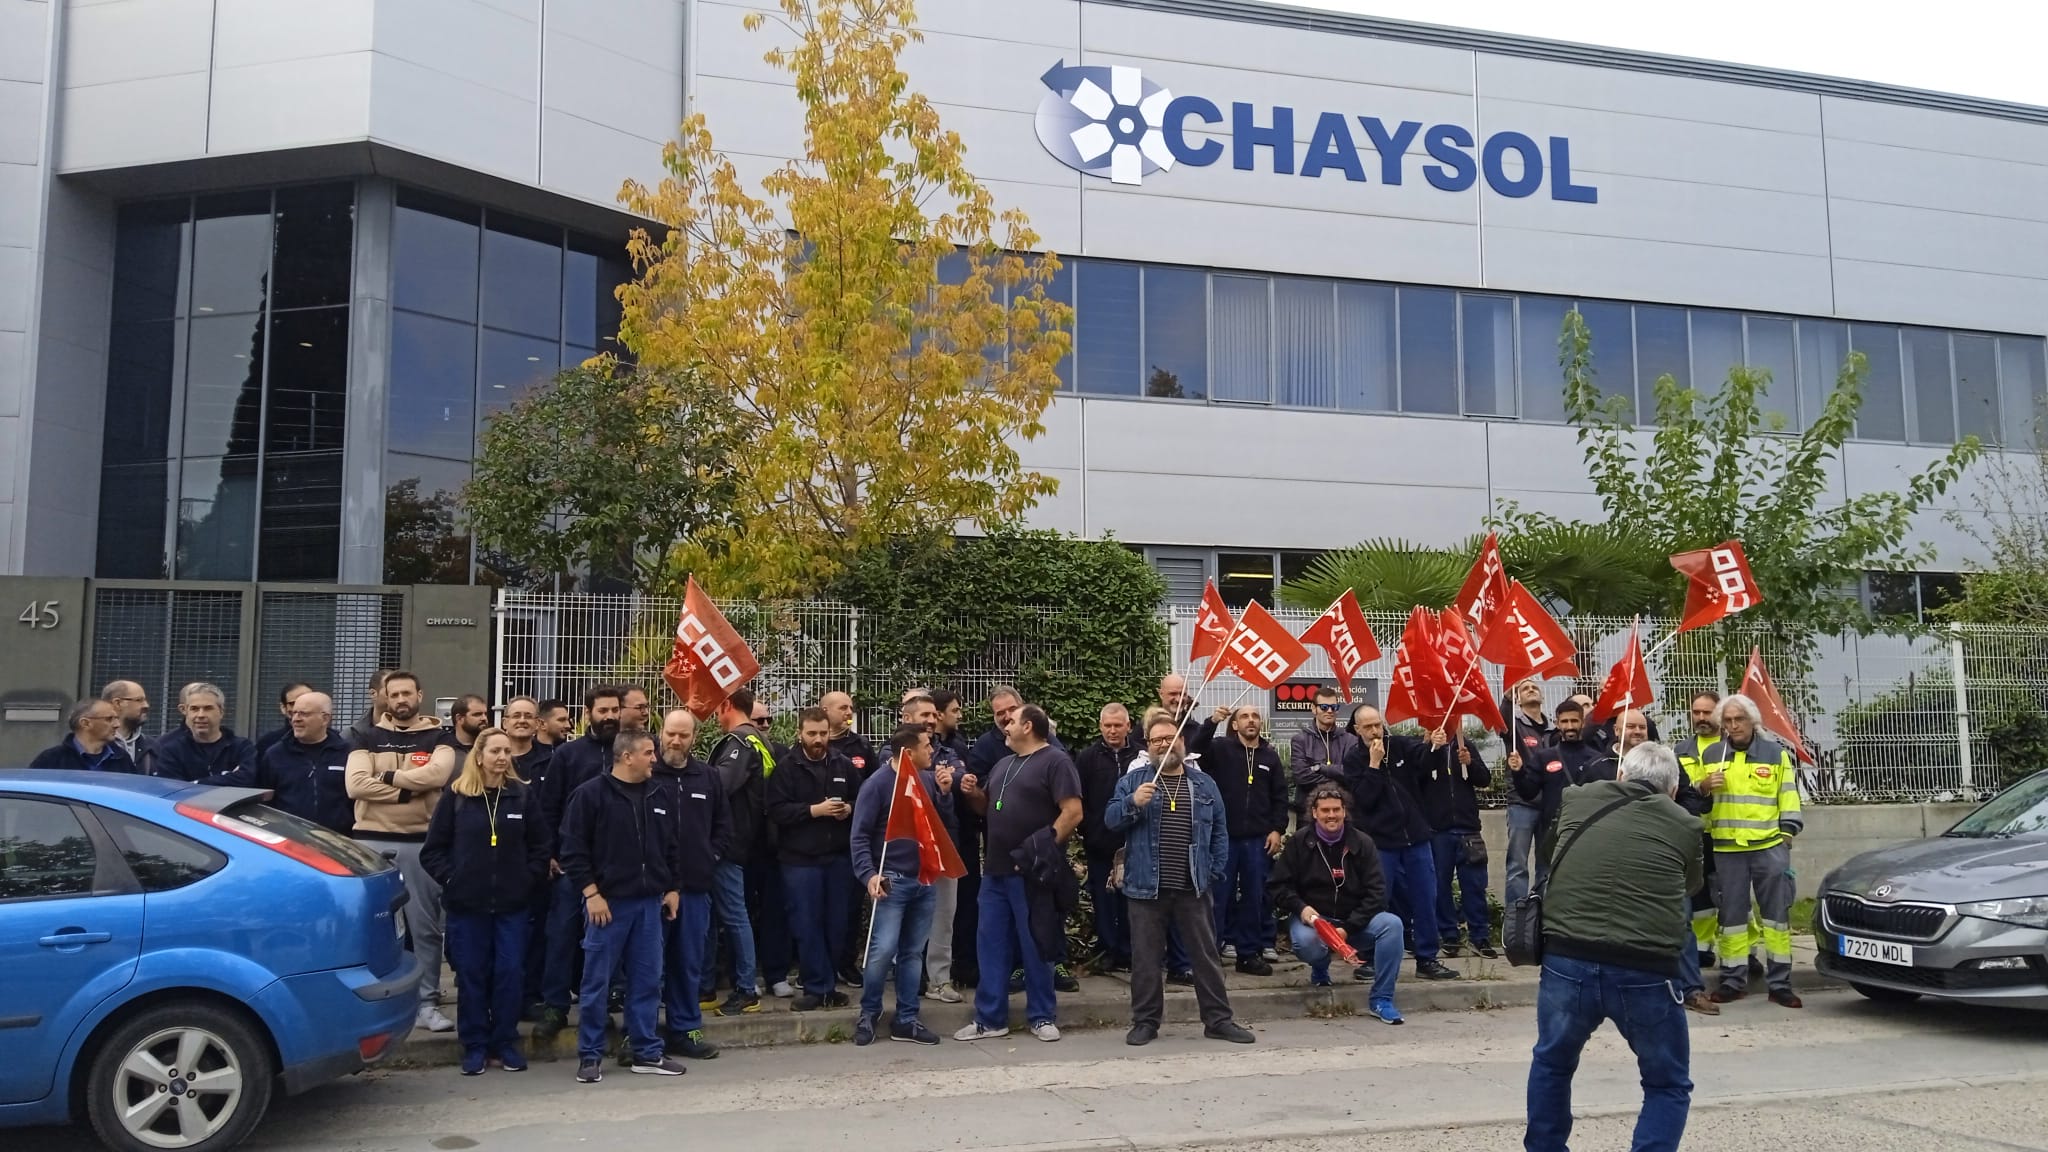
[1032,60,1598,203]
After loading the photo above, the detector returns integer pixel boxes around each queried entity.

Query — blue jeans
[974,874,1055,1028]
[1526,955,1692,1152]
[541,873,582,1012]
[1434,830,1490,947]
[445,910,526,1056]
[1289,912,1403,1003]
[705,861,758,995]
[662,891,712,1034]
[745,855,792,988]
[522,885,551,1004]
[1086,856,1128,962]
[577,895,664,1063]
[1506,804,1543,905]
[1215,838,1271,953]
[782,858,853,997]
[1677,895,1704,996]
[1380,842,1441,961]
[861,873,937,1025]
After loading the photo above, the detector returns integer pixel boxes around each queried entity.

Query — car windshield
[1945,771,2048,839]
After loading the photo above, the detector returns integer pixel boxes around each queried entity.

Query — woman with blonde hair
[423,726,550,1074]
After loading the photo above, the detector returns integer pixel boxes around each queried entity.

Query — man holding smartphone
[849,725,956,1046]
[767,707,862,1011]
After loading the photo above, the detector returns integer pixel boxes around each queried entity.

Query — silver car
[1814,769,2048,1009]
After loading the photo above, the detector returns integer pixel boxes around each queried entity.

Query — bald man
[234,690,354,832]
[820,691,878,781]
[1157,674,1191,724]
[655,709,729,1060]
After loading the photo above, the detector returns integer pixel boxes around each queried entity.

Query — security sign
[1272,678,1379,712]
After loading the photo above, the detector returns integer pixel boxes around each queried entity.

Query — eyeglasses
[1314,704,1340,712]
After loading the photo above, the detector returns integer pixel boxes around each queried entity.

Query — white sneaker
[926,984,963,1003]
[770,981,795,998]
[1262,948,1281,962]
[415,1005,454,1033]
[1030,1020,1061,1042]
[1220,944,1237,959]
[954,1021,1009,1042]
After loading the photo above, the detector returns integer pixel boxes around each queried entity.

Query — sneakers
[954,1021,1009,1042]
[1125,1022,1157,1046]
[1441,941,1464,959]
[670,1029,720,1059]
[1308,967,1334,988]
[1352,964,1374,982]
[1030,1020,1061,1042]
[1204,1021,1256,1044]
[822,990,850,1009]
[1683,991,1722,1016]
[770,980,796,998]
[460,1049,486,1076]
[837,964,866,988]
[1261,948,1280,963]
[416,1004,454,1033]
[926,984,963,1004]
[1235,955,1274,977]
[792,994,824,1012]
[1768,988,1804,1009]
[1414,959,1460,981]
[1370,998,1405,1025]
[853,1014,878,1047]
[629,1055,689,1076]
[532,1006,568,1042]
[1008,969,1026,994]
[1220,944,1238,959]
[699,990,721,1009]
[1166,969,1196,987]
[890,1019,941,1045]
[1475,944,1499,960]
[576,1058,604,1084]
[1053,965,1080,993]
[717,991,761,1016]
[496,1044,528,1072]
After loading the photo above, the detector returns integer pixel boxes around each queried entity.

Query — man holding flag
[849,724,960,1046]
[1704,694,1805,1008]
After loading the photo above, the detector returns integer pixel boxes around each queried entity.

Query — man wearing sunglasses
[1288,687,1358,813]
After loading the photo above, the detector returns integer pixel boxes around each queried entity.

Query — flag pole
[1157,614,1248,783]
[863,749,908,975]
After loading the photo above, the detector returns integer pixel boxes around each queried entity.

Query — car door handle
[40,930,114,948]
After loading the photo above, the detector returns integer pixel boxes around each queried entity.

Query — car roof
[0,769,192,801]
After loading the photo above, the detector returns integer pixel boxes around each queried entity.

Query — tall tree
[616,0,1071,597]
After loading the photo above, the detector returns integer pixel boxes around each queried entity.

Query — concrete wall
[1,0,54,576]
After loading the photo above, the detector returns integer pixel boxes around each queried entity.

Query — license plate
[1839,934,1913,966]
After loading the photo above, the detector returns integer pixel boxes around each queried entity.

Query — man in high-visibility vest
[1702,694,1804,1007]
[1676,693,1731,962]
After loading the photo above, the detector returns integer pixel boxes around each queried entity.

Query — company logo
[1871,883,1896,901]
[1033,59,1598,204]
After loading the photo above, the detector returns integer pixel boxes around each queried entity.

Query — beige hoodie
[345,714,457,839]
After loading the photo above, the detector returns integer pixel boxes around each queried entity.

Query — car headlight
[1956,896,2048,929]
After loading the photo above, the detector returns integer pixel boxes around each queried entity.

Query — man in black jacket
[532,684,624,1043]
[1341,705,1460,981]
[253,682,311,760]
[1270,784,1409,1022]
[1500,678,1553,906]
[102,680,156,775]
[1189,705,1289,975]
[767,706,860,1011]
[1075,702,1142,972]
[711,687,781,1002]
[1512,699,1618,847]
[558,730,686,1082]
[154,683,257,783]
[820,691,878,779]
[1416,733,1495,959]
[30,699,136,773]
[655,709,729,1060]
[236,691,352,832]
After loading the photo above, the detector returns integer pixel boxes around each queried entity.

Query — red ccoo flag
[1189,580,1236,668]
[1436,607,1506,732]
[1670,541,1763,633]
[1299,589,1380,702]
[1484,581,1581,690]
[1313,917,1362,966]
[1589,622,1655,723]
[1454,532,1512,644]
[1739,647,1816,765]
[883,756,968,884]
[1218,600,1312,691]
[663,576,761,720]
[1385,607,1452,726]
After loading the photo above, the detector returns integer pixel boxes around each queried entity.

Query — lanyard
[1244,743,1257,786]
[994,750,1037,813]
[483,788,502,847]
[1163,772,1188,812]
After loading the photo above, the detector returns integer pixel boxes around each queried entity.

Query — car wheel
[1850,982,1922,1004]
[85,1002,275,1152]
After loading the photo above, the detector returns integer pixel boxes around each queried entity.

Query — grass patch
[1305,998,1357,1019]
[1791,896,1816,935]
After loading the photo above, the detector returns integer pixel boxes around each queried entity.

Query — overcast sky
[1301,0,2048,109]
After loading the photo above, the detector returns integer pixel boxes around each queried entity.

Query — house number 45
[18,601,60,629]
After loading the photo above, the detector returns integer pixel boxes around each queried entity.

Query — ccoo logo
[1034,61,1176,186]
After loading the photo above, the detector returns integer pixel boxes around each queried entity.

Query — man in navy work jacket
[652,709,728,1062]
[532,684,625,1045]
[31,699,136,773]
[153,682,256,783]
[227,690,352,832]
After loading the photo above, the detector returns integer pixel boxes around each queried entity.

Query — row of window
[1049,258,2048,449]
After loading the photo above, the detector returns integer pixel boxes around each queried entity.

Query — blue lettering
[1549,136,1598,203]
[1233,102,1295,175]
[1422,123,1476,192]
[1301,112,1365,182]
[1482,131,1543,198]
[1163,95,1223,167]
[1357,117,1420,185]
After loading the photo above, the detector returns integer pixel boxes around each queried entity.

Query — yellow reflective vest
[1699,735,1802,852]
[1676,733,1717,787]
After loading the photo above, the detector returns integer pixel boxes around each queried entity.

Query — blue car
[0,771,419,1152]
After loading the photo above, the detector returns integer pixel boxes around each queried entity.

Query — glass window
[181,313,267,459]
[1904,329,1955,443]
[176,455,259,580]
[1690,311,1741,405]
[0,799,99,900]
[1076,260,1140,396]
[1799,320,1849,431]
[96,808,226,892]
[1953,334,2000,444]
[1018,257,1074,391]
[1217,552,1276,608]
[1746,316,1798,430]
[383,453,473,585]
[1460,293,1514,417]
[102,320,178,464]
[1280,550,1322,587]
[1518,295,1571,422]
[259,451,343,582]
[95,461,172,580]
[1574,300,1632,421]
[1850,324,1906,441]
[481,213,563,338]
[1336,282,1396,412]
[392,192,481,323]
[270,184,354,311]
[1212,275,1271,403]
[1633,304,1689,410]
[1142,265,1206,400]
[1919,572,1963,619]
[264,309,349,455]
[189,192,273,317]
[2000,337,2046,451]
[1866,571,1918,619]
[480,329,561,423]
[564,236,628,351]
[1399,286,1457,414]
[111,200,189,322]
[1276,278,1337,408]
[388,310,479,460]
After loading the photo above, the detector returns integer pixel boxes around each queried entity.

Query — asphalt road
[26,991,2048,1152]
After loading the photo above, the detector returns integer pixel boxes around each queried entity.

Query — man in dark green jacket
[1527,743,1702,1152]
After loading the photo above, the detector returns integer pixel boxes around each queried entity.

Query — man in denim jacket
[1105,714,1255,1047]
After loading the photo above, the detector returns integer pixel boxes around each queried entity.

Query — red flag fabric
[1314,916,1362,966]
[1453,532,1512,644]
[1589,623,1655,723]
[1670,541,1763,633]
[1384,607,1452,726]
[882,756,968,884]
[1739,647,1816,765]
[1483,581,1581,689]
[1436,607,1506,732]
[1299,589,1381,702]
[662,576,761,720]
[1189,580,1236,668]
[1217,600,1312,691]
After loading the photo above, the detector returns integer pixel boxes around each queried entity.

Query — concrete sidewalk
[394,940,1836,1065]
